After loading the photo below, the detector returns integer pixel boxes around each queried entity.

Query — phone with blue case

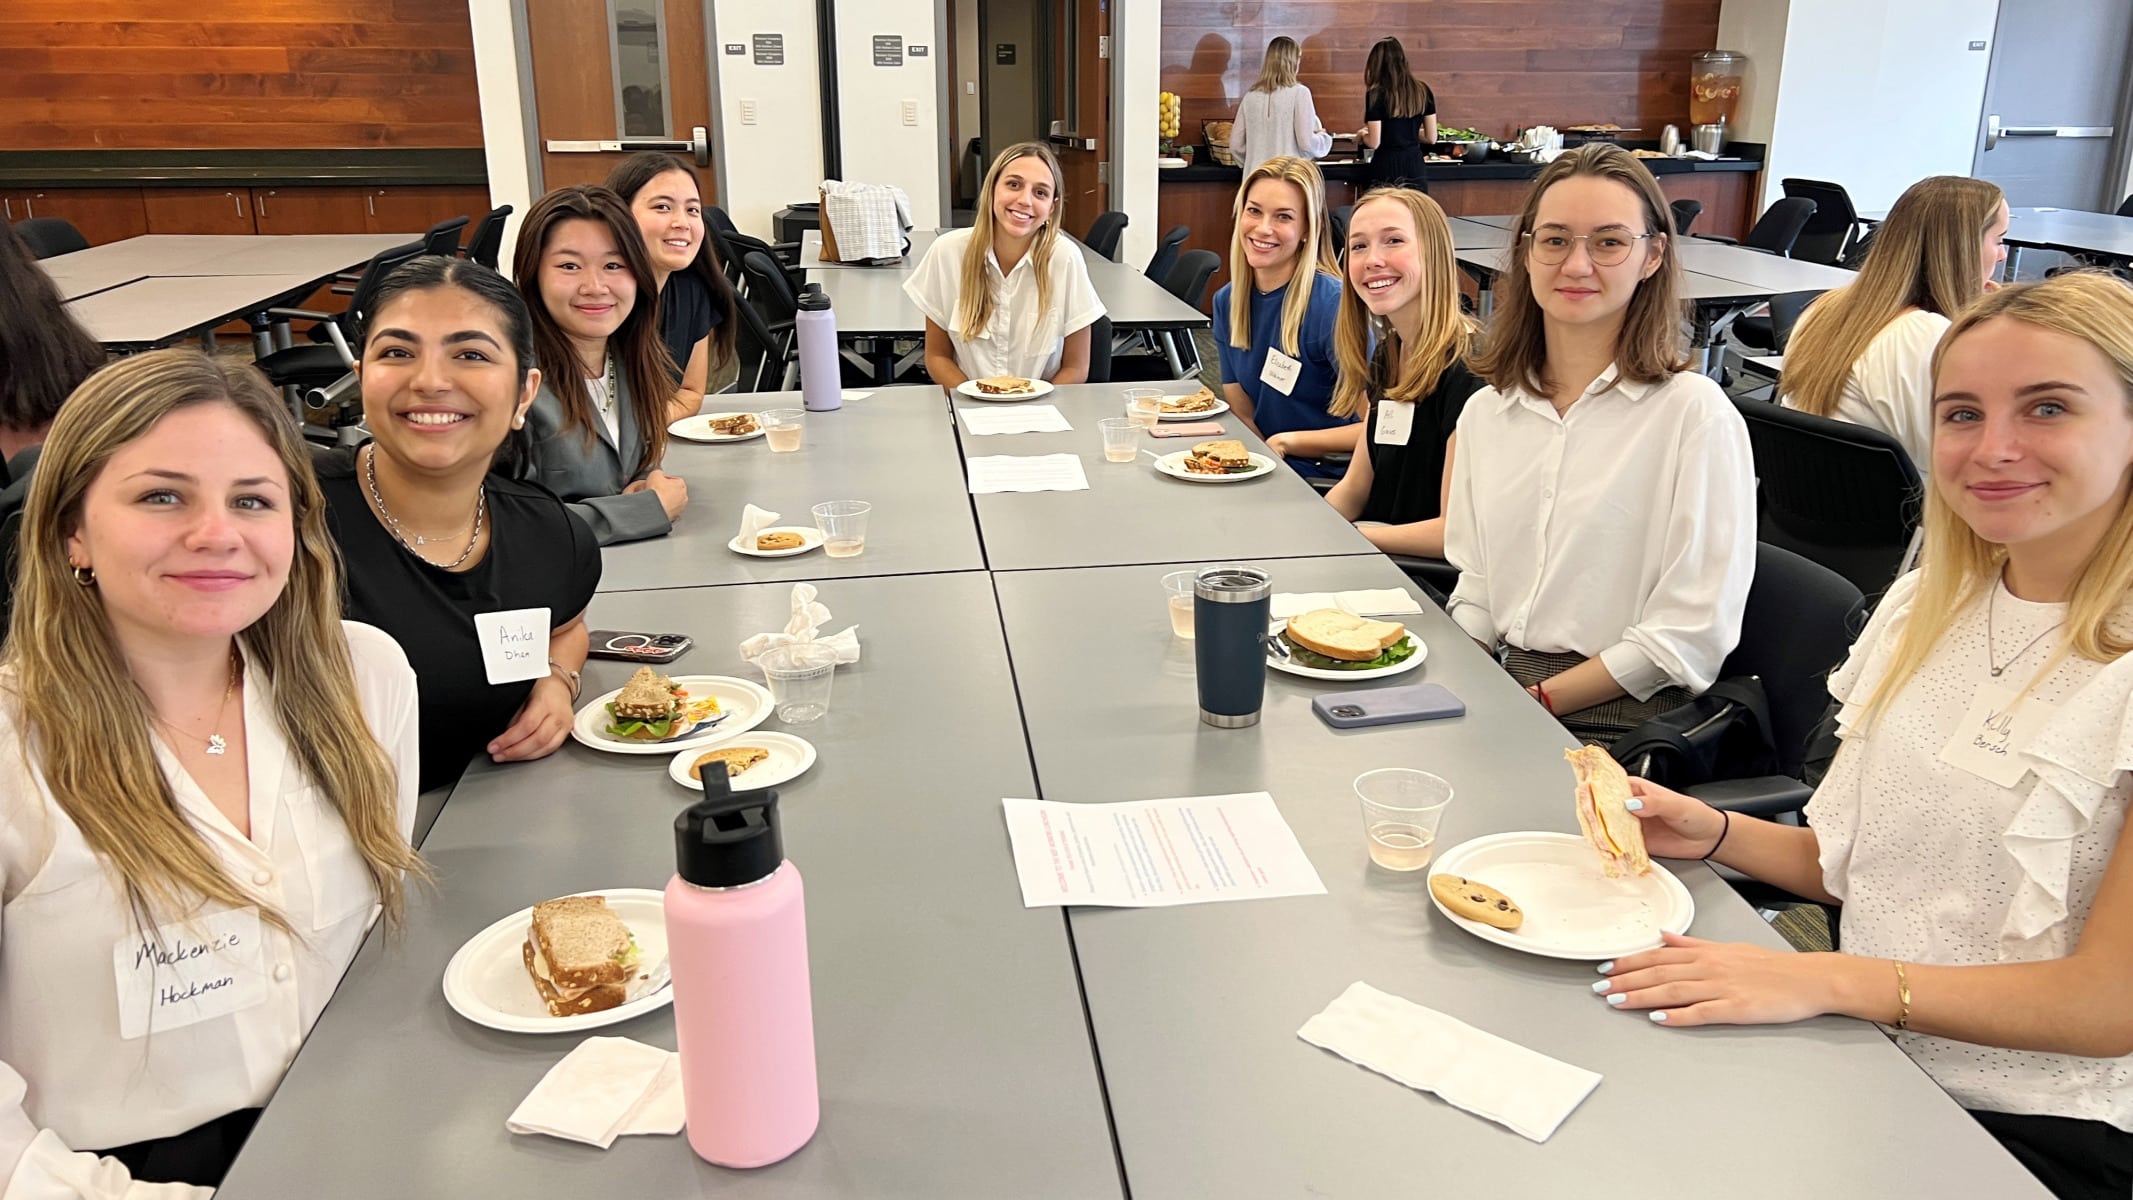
[1312,682,1466,729]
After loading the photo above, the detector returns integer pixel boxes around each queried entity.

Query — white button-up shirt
[0,622,417,1199]
[1445,364,1757,699]
[903,227,1105,382]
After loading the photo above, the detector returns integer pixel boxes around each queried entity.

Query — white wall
[466,0,535,275]
[708,0,828,238]
[1114,0,1160,268]
[834,0,945,226]
[1714,0,1788,149]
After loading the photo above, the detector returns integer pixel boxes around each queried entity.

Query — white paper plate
[955,377,1054,402]
[1429,831,1694,961]
[1156,396,1230,421]
[727,526,824,558]
[1266,630,1427,681]
[667,731,818,792]
[669,412,765,443]
[441,889,671,1034]
[1151,449,1276,482]
[569,674,773,755]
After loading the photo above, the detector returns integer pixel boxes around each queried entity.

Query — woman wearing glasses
[1445,143,1756,744]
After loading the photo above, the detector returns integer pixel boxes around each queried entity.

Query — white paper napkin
[1269,590,1425,620]
[966,454,1090,494]
[1297,981,1602,1143]
[735,503,780,545]
[958,404,1074,435]
[738,582,862,665]
[506,1036,686,1148]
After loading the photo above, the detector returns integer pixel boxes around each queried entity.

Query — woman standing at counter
[1229,37,1333,175]
[1356,37,1437,192]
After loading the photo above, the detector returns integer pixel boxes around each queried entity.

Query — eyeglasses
[1522,230,1655,267]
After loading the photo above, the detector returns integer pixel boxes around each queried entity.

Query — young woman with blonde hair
[905,141,1104,388]
[1210,155,1352,473]
[1603,271,2133,1200]
[1446,143,1756,744]
[0,350,420,1195]
[1322,186,1485,553]
[1781,175,2009,466]
[1229,36,1333,174]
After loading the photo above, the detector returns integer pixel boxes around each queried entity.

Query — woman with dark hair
[512,184,688,545]
[315,256,600,791]
[1355,37,1437,192]
[0,221,105,515]
[605,152,740,422]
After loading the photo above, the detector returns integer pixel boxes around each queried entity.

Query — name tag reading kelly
[1260,347,1303,396]
[475,607,552,686]
[1938,682,2057,788]
[1375,399,1416,447]
[113,908,267,1040]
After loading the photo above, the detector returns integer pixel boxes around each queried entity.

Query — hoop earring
[72,565,96,586]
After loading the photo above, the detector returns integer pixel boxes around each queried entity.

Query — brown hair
[603,152,740,374]
[1331,188,1474,419]
[6,350,421,935]
[512,185,676,475]
[959,142,1068,341]
[1364,37,1427,121]
[1472,143,1687,398]
[1226,156,1341,355]
[0,222,104,435]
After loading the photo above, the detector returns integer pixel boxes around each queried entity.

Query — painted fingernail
[1607,993,1627,1006]
[1624,798,1644,811]
[1591,979,1611,994]
[1649,1011,1669,1023]
[1596,960,1615,974]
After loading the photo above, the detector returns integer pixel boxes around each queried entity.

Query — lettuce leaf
[1279,632,1417,672]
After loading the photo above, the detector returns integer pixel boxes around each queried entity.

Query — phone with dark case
[1312,682,1465,729]
[586,630,694,664]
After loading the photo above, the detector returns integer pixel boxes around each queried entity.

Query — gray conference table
[957,381,1378,571]
[63,273,320,350]
[217,573,1122,1200]
[597,387,985,592]
[1448,215,1516,249]
[797,227,940,269]
[36,232,415,281]
[992,554,2050,1199]
[2002,204,2133,273]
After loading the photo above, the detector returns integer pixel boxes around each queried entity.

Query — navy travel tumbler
[1193,565,1272,727]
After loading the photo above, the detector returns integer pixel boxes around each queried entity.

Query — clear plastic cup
[1100,417,1139,463]
[1123,387,1164,429]
[811,500,871,558]
[764,408,805,453]
[1161,570,1196,638]
[1354,768,1454,871]
[757,642,837,723]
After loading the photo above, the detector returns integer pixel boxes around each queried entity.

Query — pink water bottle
[664,777,819,1167]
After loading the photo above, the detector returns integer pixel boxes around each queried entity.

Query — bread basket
[1202,119,1237,167]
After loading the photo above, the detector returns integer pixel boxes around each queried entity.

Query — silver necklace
[1986,583,2066,679]
[153,646,241,756]
[364,444,486,570]
[590,355,617,414]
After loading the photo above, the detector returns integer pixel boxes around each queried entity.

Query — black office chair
[728,279,796,392]
[421,215,471,258]
[2117,194,2133,218]
[1330,204,1356,257]
[255,240,425,418]
[1110,250,1221,382]
[1164,249,1220,311]
[12,218,88,259]
[1780,179,1865,266]
[1084,210,1129,262]
[1735,398,1922,599]
[1085,315,1113,384]
[737,250,804,386]
[723,229,805,300]
[1699,197,1816,257]
[1144,225,1189,285]
[1669,198,1703,237]
[1731,288,1827,355]
[1838,223,1878,271]
[464,205,513,270]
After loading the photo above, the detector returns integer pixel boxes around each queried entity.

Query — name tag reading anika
[113,908,268,1040]
[475,607,552,686]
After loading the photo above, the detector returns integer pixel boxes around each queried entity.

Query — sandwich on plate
[1160,385,1218,413]
[523,895,643,1017]
[1565,746,1650,878]
[1183,439,1257,475]
[1275,609,1415,671]
[709,412,760,436]
[603,666,694,741]
[973,375,1039,395]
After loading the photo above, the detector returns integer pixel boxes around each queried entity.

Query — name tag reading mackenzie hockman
[111,908,269,1040]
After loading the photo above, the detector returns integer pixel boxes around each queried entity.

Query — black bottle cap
[797,282,831,311]
[673,768,784,887]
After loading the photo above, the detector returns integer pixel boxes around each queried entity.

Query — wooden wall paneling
[366,186,493,238]
[16,188,149,244]
[140,187,257,235]
[252,187,371,235]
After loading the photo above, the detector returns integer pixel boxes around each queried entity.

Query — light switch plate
[740,99,757,125]
[902,99,918,126]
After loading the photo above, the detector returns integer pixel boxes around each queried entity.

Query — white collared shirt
[0,622,418,1199]
[1781,306,1948,471]
[902,227,1105,381]
[1444,364,1757,698]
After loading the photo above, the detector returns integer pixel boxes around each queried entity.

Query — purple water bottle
[796,283,842,412]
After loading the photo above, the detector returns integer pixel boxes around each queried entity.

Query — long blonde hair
[1226,156,1340,356]
[6,350,421,934]
[1782,176,2003,417]
[1861,272,2133,724]
[1331,188,1473,419]
[1252,36,1302,93]
[958,142,1066,341]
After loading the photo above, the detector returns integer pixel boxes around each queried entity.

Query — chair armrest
[767,319,796,334]
[1318,451,1353,468]
[1386,554,1460,599]
[322,323,354,368]
[1684,775,1813,819]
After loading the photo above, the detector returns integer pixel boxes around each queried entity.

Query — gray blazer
[521,372,673,546]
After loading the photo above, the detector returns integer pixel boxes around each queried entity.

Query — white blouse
[902,227,1105,382]
[1229,84,1334,174]
[1809,571,2133,1129]
[0,623,419,1199]
[1781,306,1949,470]
[1444,364,1758,698]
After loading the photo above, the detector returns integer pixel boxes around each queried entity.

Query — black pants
[1972,1108,2133,1200]
[94,1107,261,1188]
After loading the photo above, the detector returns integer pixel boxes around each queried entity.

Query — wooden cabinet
[7,187,149,245]
[140,187,257,235]
[362,186,492,240]
[250,186,371,235]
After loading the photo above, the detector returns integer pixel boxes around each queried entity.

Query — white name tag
[1375,399,1416,446]
[475,607,552,685]
[1937,682,2057,788]
[1260,347,1303,396]
[113,908,268,1040]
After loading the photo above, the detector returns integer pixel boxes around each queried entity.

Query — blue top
[1212,269,1350,446]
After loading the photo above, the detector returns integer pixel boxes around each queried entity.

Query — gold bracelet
[1893,960,1911,1031]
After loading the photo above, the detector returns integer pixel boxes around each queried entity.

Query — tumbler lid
[673,768,784,887]
[1195,564,1271,604]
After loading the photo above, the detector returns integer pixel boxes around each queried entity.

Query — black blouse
[1361,349,1486,526]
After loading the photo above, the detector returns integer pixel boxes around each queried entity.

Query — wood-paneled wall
[0,0,482,149]
[1163,1,1720,142]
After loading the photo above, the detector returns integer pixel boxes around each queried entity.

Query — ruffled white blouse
[1807,570,2133,1129]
